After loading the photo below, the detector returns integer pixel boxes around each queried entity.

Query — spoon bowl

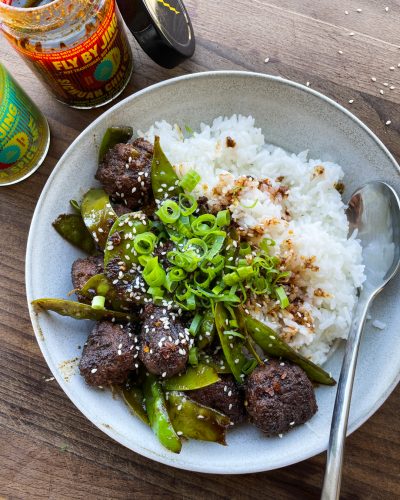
[322,181,400,500]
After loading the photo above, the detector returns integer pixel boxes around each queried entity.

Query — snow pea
[238,310,336,386]
[31,298,133,323]
[143,374,182,454]
[197,309,216,349]
[52,214,96,254]
[81,189,118,250]
[214,302,247,383]
[78,274,131,311]
[163,364,220,391]
[98,126,133,162]
[151,136,182,203]
[167,391,230,445]
[122,385,149,425]
[104,212,149,267]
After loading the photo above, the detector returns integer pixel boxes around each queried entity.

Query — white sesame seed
[390,66,395,71]
[386,120,391,126]
[385,6,389,12]
[229,403,233,410]
[91,368,97,373]
[162,372,167,378]
[278,434,283,438]
[338,50,343,55]
[177,431,183,436]
[264,57,270,63]
[344,10,349,15]
[306,81,310,87]
[197,415,205,419]
[380,89,384,95]
[177,404,182,411]
[390,85,395,90]
[383,82,389,87]
[234,358,239,364]
[371,77,377,82]
[349,32,354,36]
[290,421,295,426]
[348,99,354,104]
[356,8,362,13]
[228,390,232,397]
[117,349,122,355]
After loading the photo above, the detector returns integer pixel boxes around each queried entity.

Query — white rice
[140,115,365,365]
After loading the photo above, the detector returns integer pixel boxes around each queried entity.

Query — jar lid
[117,0,195,69]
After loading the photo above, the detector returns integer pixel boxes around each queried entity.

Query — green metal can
[0,62,50,186]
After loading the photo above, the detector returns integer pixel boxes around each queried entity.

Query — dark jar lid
[117,0,195,69]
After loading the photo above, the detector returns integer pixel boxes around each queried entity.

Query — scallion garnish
[91,295,105,310]
[180,170,201,192]
[275,285,289,309]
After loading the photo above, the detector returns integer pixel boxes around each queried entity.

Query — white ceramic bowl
[26,71,400,474]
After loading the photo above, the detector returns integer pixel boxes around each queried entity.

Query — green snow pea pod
[214,302,247,383]
[52,214,96,254]
[197,309,216,349]
[163,364,220,391]
[31,298,133,323]
[81,189,118,250]
[167,391,230,445]
[151,136,182,203]
[99,126,133,162]
[104,212,149,267]
[122,385,149,425]
[78,274,131,311]
[238,310,336,386]
[143,374,182,454]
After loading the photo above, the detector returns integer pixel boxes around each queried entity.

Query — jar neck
[0,0,102,33]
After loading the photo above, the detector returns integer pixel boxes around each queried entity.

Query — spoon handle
[321,293,372,500]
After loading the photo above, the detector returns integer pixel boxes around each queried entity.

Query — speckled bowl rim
[26,70,400,474]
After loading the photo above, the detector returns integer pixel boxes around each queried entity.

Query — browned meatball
[95,138,153,211]
[245,360,317,436]
[188,375,245,424]
[139,304,190,378]
[79,321,139,386]
[71,255,104,302]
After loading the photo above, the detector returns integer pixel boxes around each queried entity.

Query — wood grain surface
[1,0,399,498]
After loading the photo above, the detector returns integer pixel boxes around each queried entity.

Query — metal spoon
[321,181,400,500]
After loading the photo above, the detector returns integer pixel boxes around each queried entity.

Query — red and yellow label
[5,0,133,108]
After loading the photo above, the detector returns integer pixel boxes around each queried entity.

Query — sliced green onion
[91,295,105,310]
[138,255,152,267]
[240,198,259,209]
[175,216,192,237]
[133,232,156,255]
[216,210,231,227]
[69,199,81,212]
[260,237,276,250]
[239,242,251,256]
[200,255,225,276]
[191,214,217,236]
[168,250,200,272]
[179,193,198,216]
[180,170,201,192]
[193,270,212,288]
[185,238,208,258]
[156,200,181,224]
[147,286,165,299]
[276,285,289,309]
[205,231,226,259]
[189,313,203,336]
[237,266,255,280]
[223,272,240,286]
[143,257,166,287]
[188,347,198,366]
[241,359,258,375]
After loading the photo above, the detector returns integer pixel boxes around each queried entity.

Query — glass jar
[0,0,133,109]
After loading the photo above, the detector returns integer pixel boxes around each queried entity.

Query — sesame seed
[390,66,395,71]
[390,85,395,90]
[348,99,354,104]
[264,57,270,63]
[228,390,232,397]
[229,403,233,410]
[117,350,122,355]
[383,82,389,87]
[338,50,343,55]
[197,415,205,419]
[371,77,377,82]
[91,368,97,373]
[278,434,283,438]
[386,120,391,126]
[177,431,183,436]
[349,32,354,36]
[177,404,182,411]
[356,8,362,13]
[306,81,310,87]
[289,421,295,426]
[385,6,389,12]
[162,372,167,378]
[380,89,384,95]
[234,358,239,364]
[344,10,349,15]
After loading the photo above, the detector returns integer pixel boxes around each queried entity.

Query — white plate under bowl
[26,71,400,474]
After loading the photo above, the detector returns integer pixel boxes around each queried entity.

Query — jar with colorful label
[0,0,134,109]
[0,62,50,186]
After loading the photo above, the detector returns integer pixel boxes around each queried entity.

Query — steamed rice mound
[141,115,365,365]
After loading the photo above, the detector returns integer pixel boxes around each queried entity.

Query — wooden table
[1,1,399,498]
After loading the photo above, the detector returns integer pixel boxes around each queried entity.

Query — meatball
[188,375,245,424]
[71,255,104,302]
[79,321,138,386]
[95,138,153,211]
[245,360,317,436]
[139,303,190,378]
